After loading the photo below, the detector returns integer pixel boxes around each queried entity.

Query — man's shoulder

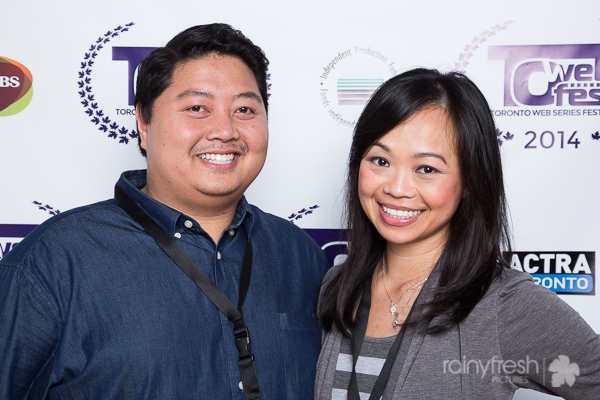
[247,204,327,261]
[248,204,315,240]
[31,198,119,232]
[1,199,120,265]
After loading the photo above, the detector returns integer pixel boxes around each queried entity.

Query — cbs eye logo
[0,56,33,116]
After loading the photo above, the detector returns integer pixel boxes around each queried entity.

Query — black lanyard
[348,271,414,400]
[114,185,261,400]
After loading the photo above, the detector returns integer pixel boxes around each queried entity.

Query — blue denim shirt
[0,170,329,399]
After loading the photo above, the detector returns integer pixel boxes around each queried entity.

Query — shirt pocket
[277,311,322,400]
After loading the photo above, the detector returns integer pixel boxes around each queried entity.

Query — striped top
[331,334,396,400]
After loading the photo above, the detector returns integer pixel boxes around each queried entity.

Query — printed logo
[79,23,273,145]
[304,229,347,268]
[443,355,537,385]
[319,47,396,129]
[78,23,145,144]
[0,224,37,260]
[0,56,33,116]
[442,354,580,387]
[489,44,600,107]
[509,251,595,295]
[549,355,579,388]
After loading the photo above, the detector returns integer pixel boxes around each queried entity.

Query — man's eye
[238,107,254,114]
[189,105,205,112]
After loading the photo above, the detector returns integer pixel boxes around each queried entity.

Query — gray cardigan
[315,268,600,399]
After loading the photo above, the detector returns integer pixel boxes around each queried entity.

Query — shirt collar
[116,169,254,238]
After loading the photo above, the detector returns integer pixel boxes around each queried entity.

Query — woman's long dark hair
[320,68,512,335]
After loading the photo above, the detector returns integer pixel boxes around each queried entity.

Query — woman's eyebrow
[413,151,447,164]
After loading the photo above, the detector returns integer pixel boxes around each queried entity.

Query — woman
[315,68,600,399]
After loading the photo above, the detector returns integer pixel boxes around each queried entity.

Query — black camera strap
[348,271,414,400]
[114,184,261,400]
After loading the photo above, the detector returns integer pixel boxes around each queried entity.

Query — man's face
[137,55,268,212]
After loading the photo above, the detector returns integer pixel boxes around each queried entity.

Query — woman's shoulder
[490,267,559,304]
[466,267,566,324]
[486,267,590,330]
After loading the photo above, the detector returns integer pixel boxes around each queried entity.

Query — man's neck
[192,209,238,244]
[141,185,240,244]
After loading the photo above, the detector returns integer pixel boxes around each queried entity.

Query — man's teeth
[199,153,235,164]
[382,206,421,218]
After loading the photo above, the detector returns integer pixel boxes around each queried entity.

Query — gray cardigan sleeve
[497,274,600,398]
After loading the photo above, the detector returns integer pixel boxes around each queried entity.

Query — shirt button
[228,229,235,236]
[238,381,243,390]
[184,220,193,228]
[217,251,221,260]
[174,232,181,239]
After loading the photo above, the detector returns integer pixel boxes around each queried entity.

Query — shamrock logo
[549,355,579,388]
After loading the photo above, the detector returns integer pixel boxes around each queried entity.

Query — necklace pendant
[390,303,396,315]
[392,313,399,329]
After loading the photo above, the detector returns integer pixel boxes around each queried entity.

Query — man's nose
[206,110,240,141]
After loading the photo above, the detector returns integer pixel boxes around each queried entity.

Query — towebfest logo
[318,47,397,129]
[0,56,33,116]
[304,229,347,268]
[489,44,600,111]
[509,251,595,295]
[78,23,147,144]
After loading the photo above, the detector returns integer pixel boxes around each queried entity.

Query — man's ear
[136,106,149,151]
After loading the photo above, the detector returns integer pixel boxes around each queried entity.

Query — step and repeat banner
[1,1,598,398]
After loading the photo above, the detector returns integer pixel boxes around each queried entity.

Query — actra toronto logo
[318,47,397,129]
[489,44,600,108]
[0,56,33,116]
[509,251,595,295]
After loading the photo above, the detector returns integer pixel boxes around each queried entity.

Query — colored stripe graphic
[337,79,383,105]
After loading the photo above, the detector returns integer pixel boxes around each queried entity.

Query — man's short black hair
[134,23,269,157]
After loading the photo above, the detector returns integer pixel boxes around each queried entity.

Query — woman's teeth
[382,205,421,219]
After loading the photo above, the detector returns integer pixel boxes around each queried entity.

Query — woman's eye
[371,157,389,167]
[418,166,438,174]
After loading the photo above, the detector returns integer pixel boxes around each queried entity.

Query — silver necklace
[382,255,427,329]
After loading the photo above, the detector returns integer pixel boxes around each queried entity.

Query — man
[0,24,328,399]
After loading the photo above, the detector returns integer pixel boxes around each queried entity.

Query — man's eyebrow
[176,90,214,100]
[233,91,263,103]
[413,152,447,164]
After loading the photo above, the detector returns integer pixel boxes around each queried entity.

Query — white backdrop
[1,1,599,398]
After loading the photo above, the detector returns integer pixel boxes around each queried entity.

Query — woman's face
[358,107,463,252]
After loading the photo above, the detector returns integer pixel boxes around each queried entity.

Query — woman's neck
[382,239,444,284]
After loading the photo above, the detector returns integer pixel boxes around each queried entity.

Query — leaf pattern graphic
[454,21,514,74]
[549,355,580,388]
[78,22,138,145]
[32,202,61,216]
[287,205,320,224]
